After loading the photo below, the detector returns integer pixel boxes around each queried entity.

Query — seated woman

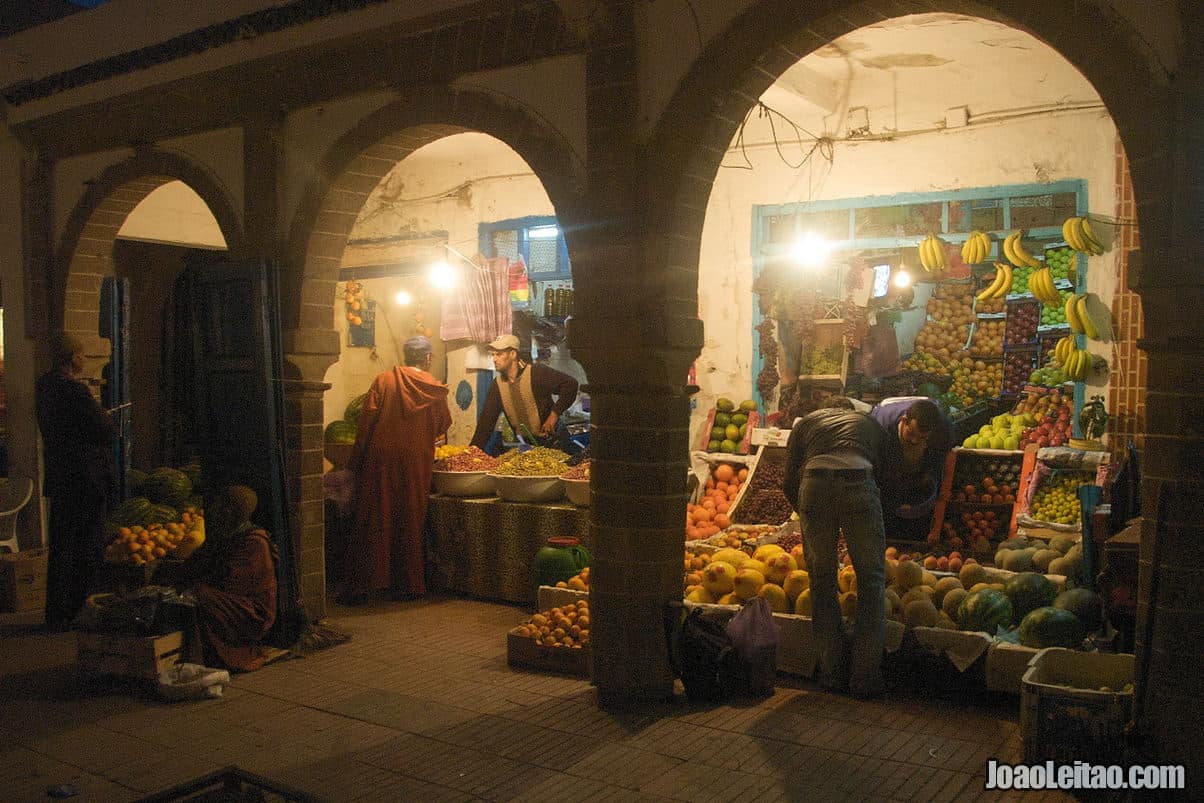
[177,485,279,671]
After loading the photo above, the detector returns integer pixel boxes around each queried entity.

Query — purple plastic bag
[726,597,780,696]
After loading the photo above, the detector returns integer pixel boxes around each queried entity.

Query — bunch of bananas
[1002,231,1042,269]
[1062,216,1105,256]
[1053,335,1094,380]
[975,262,1013,302]
[1064,292,1113,340]
[1028,266,1063,306]
[918,234,947,273]
[960,230,992,265]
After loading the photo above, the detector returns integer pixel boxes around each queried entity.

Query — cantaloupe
[764,553,797,584]
[994,548,1013,567]
[936,612,959,630]
[702,562,736,595]
[932,576,963,605]
[1002,550,1035,573]
[969,582,992,594]
[904,598,940,628]
[921,571,938,588]
[758,582,789,613]
[1032,549,1059,572]
[942,588,969,620]
[1047,556,1074,578]
[884,588,901,616]
[900,587,935,608]
[896,560,923,590]
[685,586,715,604]
[732,568,765,600]
[752,544,786,563]
[1049,535,1076,555]
[884,558,898,584]
[959,562,989,588]
[782,570,810,601]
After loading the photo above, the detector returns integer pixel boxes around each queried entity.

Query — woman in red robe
[342,336,451,604]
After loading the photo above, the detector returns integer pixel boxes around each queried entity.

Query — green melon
[1004,572,1058,622]
[324,420,358,444]
[142,467,193,508]
[344,393,369,426]
[1018,606,1085,648]
[957,588,1014,634]
[1053,588,1104,633]
[126,469,147,494]
[110,496,154,527]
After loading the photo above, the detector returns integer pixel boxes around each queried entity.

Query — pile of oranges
[511,600,590,649]
[685,462,748,541]
[553,567,589,591]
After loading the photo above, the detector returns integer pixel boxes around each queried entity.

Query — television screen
[871,264,891,298]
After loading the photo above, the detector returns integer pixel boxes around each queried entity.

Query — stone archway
[281,86,587,617]
[53,149,245,365]
[638,0,1197,771]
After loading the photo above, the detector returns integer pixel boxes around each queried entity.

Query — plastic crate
[1020,648,1135,764]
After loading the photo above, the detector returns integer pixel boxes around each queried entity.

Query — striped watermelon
[142,467,193,508]
[1004,572,1057,622]
[1018,607,1085,648]
[110,497,155,527]
[1053,588,1104,633]
[957,588,1013,634]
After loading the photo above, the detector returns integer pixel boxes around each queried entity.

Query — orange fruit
[713,464,735,483]
[714,513,731,529]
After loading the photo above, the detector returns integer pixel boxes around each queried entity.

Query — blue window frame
[479,215,572,285]
[751,179,1089,418]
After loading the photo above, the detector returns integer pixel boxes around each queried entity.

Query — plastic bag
[726,597,780,696]
[669,607,745,703]
[157,663,230,701]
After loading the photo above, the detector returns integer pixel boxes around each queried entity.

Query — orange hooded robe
[346,365,451,595]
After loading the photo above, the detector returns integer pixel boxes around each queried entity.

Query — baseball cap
[487,334,520,352]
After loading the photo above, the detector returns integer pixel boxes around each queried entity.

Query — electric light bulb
[428,260,458,290]
[394,290,413,306]
[893,270,912,288]
[790,232,831,269]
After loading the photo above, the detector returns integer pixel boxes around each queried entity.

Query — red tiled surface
[0,596,1072,802]
[1109,140,1146,458]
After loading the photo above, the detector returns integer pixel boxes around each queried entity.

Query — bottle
[543,287,554,317]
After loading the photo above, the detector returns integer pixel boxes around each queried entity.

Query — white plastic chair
[0,478,34,554]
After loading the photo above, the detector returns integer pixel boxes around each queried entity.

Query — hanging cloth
[496,365,542,437]
[441,255,512,343]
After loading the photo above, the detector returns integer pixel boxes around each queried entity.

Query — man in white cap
[470,333,579,453]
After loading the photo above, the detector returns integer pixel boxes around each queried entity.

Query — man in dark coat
[35,333,115,630]
[870,397,955,541]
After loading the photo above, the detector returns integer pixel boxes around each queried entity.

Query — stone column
[281,378,332,621]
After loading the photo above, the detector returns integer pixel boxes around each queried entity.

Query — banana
[976,264,1006,302]
[1065,349,1084,381]
[1065,292,1085,333]
[1002,232,1021,268]
[1056,335,1074,365]
[1011,232,1041,268]
[1062,218,1085,252]
[1030,267,1051,304]
[993,264,1013,298]
[962,230,990,264]
[1079,217,1105,255]
[1076,294,1099,339]
[920,235,943,272]
[961,237,974,265]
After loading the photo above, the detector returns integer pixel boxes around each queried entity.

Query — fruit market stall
[425,446,591,605]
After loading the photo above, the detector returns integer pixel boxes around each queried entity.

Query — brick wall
[1109,141,1146,457]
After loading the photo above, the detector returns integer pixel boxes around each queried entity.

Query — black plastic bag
[669,606,747,703]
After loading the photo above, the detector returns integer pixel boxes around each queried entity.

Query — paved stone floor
[0,595,1072,802]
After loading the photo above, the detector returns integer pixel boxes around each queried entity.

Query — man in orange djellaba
[341,336,451,605]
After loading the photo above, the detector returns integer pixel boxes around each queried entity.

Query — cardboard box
[0,548,48,612]
[506,630,590,678]
[76,630,184,680]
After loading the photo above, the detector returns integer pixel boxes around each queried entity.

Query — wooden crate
[506,630,590,678]
[0,548,48,612]
[76,630,184,680]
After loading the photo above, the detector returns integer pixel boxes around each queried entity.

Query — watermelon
[142,467,193,508]
[1004,572,1058,622]
[324,420,357,444]
[179,463,203,491]
[110,496,154,527]
[1053,588,1104,633]
[1018,606,1085,648]
[144,504,180,526]
[344,393,369,426]
[126,469,147,494]
[957,588,1013,634]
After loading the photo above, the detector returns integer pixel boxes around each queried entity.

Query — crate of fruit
[1002,346,1039,396]
[730,446,794,526]
[507,599,591,678]
[1004,299,1040,346]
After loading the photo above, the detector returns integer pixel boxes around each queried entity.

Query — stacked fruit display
[731,452,793,525]
[961,412,1030,451]
[699,524,781,551]
[684,542,808,611]
[952,457,1021,502]
[1044,246,1077,281]
[969,320,1005,356]
[976,295,1005,315]
[103,507,205,566]
[1027,362,1068,388]
[1007,265,1036,296]
[925,282,976,325]
[1004,301,1039,346]
[704,397,758,454]
[1003,350,1038,394]
[685,462,747,541]
[901,351,947,376]
[1039,303,1067,327]
[1029,471,1094,525]
[1012,386,1074,448]
[948,360,1002,406]
[797,345,843,376]
[553,566,590,591]
[511,599,590,649]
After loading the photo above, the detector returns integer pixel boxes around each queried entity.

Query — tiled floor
[0,596,1070,802]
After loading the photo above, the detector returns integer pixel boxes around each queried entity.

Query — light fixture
[394,289,413,306]
[427,260,458,290]
[893,269,912,288]
[789,232,831,269]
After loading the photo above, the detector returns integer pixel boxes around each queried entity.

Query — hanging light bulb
[790,232,831,269]
[893,269,912,288]
[428,260,458,290]
[394,289,413,306]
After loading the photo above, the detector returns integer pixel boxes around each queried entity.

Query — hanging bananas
[975,262,1013,302]
[1062,347,1094,381]
[1029,266,1062,306]
[960,230,992,265]
[1065,293,1087,335]
[1003,231,1042,269]
[1062,216,1105,256]
[919,234,947,273]
[1054,334,1076,366]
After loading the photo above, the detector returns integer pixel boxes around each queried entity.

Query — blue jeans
[796,470,886,696]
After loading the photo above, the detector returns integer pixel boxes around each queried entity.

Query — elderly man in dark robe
[341,336,451,605]
[176,485,279,672]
